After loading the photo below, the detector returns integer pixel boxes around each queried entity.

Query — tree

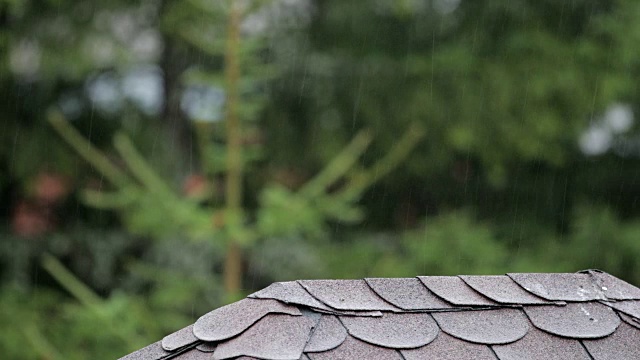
[47,0,424,297]
[263,0,640,230]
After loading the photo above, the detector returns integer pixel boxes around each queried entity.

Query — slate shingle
[161,324,198,351]
[602,299,640,318]
[195,342,216,352]
[432,308,529,344]
[298,279,399,311]
[313,309,383,317]
[492,327,591,360]
[306,335,403,360]
[172,348,212,360]
[120,341,170,360]
[401,332,497,360]
[459,275,553,305]
[365,277,452,310]
[618,312,640,330]
[524,302,620,339]
[418,276,497,306]
[118,270,640,360]
[585,270,640,300]
[582,322,640,360]
[248,281,334,311]
[339,312,439,349]
[212,313,315,360]
[193,298,301,342]
[304,315,347,353]
[508,272,606,301]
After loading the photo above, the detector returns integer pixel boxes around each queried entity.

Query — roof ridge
[120,270,640,360]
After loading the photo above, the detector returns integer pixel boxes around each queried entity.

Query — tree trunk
[223,0,244,297]
[159,0,193,177]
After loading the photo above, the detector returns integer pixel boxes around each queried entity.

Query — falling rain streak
[0,1,639,358]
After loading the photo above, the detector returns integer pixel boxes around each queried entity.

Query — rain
[0,1,639,358]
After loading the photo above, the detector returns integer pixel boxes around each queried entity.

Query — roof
[119,269,640,360]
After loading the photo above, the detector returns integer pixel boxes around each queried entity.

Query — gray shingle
[418,276,497,306]
[524,302,620,339]
[460,275,553,305]
[173,348,213,360]
[401,332,497,360]
[306,335,403,360]
[118,341,170,360]
[618,312,640,330]
[365,277,452,310]
[313,309,383,317]
[492,327,591,360]
[195,342,216,352]
[339,312,439,349]
[193,298,301,342]
[508,273,606,301]
[213,314,315,360]
[601,300,640,318]
[432,308,529,344]
[120,270,640,360]
[162,325,198,351]
[298,280,399,311]
[249,281,334,311]
[585,270,640,300]
[304,315,347,353]
[582,322,640,360]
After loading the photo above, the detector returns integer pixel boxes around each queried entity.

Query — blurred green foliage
[1,0,640,358]
[321,207,640,286]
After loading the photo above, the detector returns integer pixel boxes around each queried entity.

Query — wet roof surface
[459,275,553,305]
[365,277,452,310]
[119,270,640,360]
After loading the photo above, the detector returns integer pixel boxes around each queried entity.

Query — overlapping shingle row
[120,270,640,360]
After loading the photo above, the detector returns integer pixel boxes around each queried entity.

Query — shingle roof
[119,269,640,360]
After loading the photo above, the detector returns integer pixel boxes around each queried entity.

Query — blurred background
[2,0,640,358]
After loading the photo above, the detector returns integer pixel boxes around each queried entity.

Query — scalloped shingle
[401,332,497,360]
[585,270,640,300]
[212,314,315,360]
[619,312,640,330]
[602,299,640,318]
[432,308,529,344]
[339,312,439,349]
[248,281,334,311]
[583,322,640,360]
[508,273,606,301]
[492,327,591,360]
[119,341,169,360]
[118,270,640,360]
[304,315,347,353]
[524,302,620,339]
[365,277,452,310]
[193,298,301,342]
[162,325,198,351]
[306,335,403,360]
[418,276,497,306]
[459,275,553,305]
[298,279,399,311]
